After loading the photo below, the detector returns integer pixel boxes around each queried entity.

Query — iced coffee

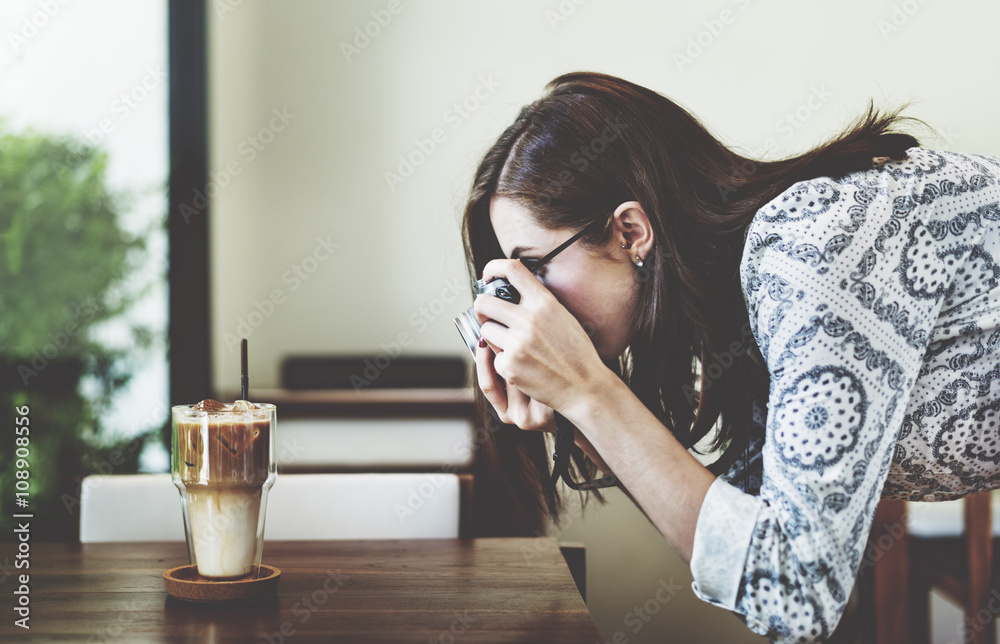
[171,399,276,580]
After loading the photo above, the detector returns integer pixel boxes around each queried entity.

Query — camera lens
[454,308,482,357]
[456,277,520,355]
[475,277,520,304]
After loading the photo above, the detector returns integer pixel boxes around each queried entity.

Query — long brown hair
[462,71,919,530]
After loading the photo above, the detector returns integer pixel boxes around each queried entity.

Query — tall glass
[170,402,276,580]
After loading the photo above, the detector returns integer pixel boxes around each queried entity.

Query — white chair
[906,493,1000,537]
[276,418,475,471]
[906,492,999,644]
[79,472,465,543]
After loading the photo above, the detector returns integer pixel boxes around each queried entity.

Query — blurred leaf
[0,126,163,542]
[2,215,23,274]
[0,130,147,357]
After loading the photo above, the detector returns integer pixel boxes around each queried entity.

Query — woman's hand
[473,258,607,419]
[474,341,555,432]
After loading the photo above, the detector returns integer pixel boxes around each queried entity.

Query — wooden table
[0,538,600,643]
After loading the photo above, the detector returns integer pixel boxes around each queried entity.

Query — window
[0,0,170,540]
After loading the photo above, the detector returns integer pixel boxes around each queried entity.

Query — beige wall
[556,487,769,643]
[208,0,1000,393]
[208,2,1000,642]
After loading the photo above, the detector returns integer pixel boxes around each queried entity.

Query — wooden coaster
[163,564,281,602]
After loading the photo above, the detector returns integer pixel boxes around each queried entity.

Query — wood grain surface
[0,538,601,643]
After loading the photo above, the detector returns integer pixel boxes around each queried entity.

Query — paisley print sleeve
[689,149,1000,642]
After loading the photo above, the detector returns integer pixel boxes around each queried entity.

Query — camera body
[474,276,520,304]
[453,277,521,355]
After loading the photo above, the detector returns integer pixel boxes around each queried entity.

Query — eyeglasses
[519,209,615,275]
[518,209,620,491]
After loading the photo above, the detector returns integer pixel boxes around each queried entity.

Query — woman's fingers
[473,257,605,414]
[504,383,554,431]
[475,338,508,412]
[473,290,516,327]
[475,338,554,432]
[476,318,511,352]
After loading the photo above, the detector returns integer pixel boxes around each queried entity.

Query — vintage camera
[454,277,520,355]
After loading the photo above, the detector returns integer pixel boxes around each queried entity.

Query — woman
[462,71,1000,643]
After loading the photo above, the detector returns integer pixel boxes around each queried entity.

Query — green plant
[0,128,160,542]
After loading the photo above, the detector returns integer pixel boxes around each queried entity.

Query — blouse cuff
[689,477,763,610]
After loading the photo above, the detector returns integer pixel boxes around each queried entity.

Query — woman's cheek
[555,283,602,334]
[540,274,579,310]
[538,264,605,331]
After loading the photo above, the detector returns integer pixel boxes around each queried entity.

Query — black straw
[241,338,249,401]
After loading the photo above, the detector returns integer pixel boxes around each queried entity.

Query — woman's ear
[612,201,655,264]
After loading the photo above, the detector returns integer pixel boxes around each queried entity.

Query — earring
[635,255,644,268]
[621,240,632,250]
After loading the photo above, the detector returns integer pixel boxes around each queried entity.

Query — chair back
[79,472,463,543]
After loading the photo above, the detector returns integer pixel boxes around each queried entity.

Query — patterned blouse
[688,148,1000,642]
